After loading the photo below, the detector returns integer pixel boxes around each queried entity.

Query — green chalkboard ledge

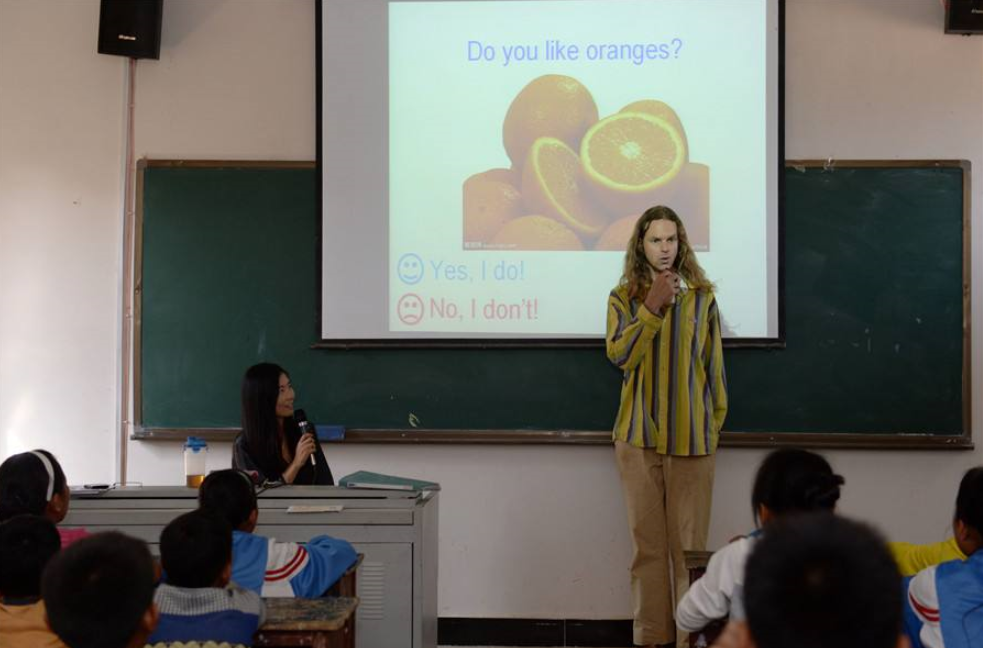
[130,427,973,450]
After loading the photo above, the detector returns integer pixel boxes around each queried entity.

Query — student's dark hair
[199,469,258,529]
[0,449,68,521]
[955,466,983,533]
[240,362,299,479]
[744,513,902,648]
[0,514,61,597]
[159,509,232,588]
[42,531,155,648]
[751,448,844,523]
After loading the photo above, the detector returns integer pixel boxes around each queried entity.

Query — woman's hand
[644,270,680,313]
[292,433,316,467]
[282,433,316,484]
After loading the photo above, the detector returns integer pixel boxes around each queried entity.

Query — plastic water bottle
[184,436,208,488]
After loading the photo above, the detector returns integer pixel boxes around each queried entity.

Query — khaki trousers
[615,441,715,647]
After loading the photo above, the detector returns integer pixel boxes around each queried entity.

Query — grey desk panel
[70,498,419,515]
[66,510,415,529]
[255,525,419,545]
[257,510,414,525]
[73,486,419,500]
[70,498,203,509]
[416,491,439,648]
[256,499,420,510]
[65,510,197,525]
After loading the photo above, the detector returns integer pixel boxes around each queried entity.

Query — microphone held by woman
[294,409,317,467]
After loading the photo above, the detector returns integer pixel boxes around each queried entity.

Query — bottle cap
[184,436,208,452]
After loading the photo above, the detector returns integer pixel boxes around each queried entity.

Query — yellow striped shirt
[606,283,728,454]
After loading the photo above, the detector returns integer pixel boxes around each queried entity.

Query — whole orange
[594,214,639,251]
[462,172,523,246]
[471,167,520,187]
[664,163,710,251]
[489,215,584,251]
[502,75,598,169]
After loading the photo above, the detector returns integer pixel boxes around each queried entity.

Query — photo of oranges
[463,74,710,252]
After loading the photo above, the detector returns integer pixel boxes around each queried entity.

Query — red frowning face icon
[397,294,424,325]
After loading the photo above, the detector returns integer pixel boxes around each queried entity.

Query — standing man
[606,205,728,648]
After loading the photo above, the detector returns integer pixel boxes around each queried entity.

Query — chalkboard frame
[132,159,972,450]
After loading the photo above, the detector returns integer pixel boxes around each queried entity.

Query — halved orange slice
[619,100,688,154]
[580,112,687,213]
[521,137,607,238]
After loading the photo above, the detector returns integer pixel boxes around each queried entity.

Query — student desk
[65,486,438,648]
[685,550,725,648]
[256,597,359,648]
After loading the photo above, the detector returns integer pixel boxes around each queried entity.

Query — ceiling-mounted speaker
[98,0,163,59]
[946,0,983,34]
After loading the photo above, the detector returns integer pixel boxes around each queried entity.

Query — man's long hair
[621,205,712,301]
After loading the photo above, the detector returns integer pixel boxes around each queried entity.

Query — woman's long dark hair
[0,449,68,522]
[241,363,300,479]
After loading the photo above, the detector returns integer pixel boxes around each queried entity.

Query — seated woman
[232,363,334,485]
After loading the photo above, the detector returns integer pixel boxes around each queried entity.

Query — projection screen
[318,0,783,343]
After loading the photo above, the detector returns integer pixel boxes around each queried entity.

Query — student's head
[0,514,60,598]
[953,466,983,556]
[0,449,70,523]
[241,362,295,476]
[42,531,157,648]
[744,513,905,648]
[159,509,232,588]
[751,448,844,525]
[199,469,259,532]
[622,205,711,299]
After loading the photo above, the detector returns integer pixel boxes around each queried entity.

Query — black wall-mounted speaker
[946,0,983,34]
[98,0,163,59]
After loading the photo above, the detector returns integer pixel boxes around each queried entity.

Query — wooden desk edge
[258,596,359,632]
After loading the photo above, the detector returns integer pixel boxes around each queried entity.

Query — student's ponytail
[751,448,844,523]
[798,471,845,511]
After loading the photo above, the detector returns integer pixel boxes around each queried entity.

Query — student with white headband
[0,450,89,547]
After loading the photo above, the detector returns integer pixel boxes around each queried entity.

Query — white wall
[0,0,124,483]
[2,0,982,620]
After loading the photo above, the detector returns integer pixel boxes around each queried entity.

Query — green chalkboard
[136,160,970,447]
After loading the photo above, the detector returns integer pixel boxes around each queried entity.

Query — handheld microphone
[294,409,317,466]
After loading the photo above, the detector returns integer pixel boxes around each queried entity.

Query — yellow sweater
[0,600,68,648]
[889,537,966,576]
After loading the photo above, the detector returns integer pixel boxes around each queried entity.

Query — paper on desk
[286,505,344,513]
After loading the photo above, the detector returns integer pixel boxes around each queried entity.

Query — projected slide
[320,0,781,341]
